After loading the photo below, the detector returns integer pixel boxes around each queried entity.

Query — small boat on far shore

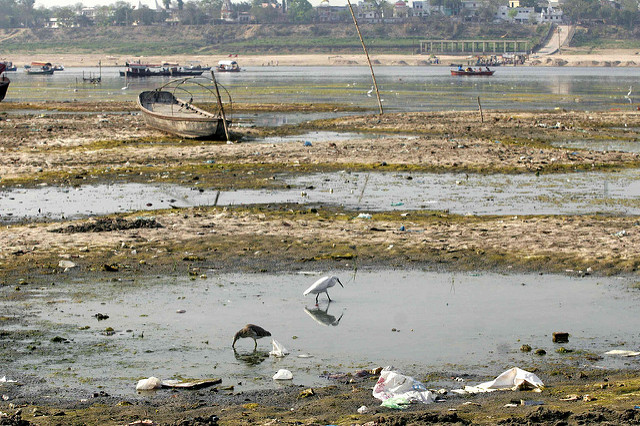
[451,67,494,76]
[0,63,10,102]
[120,62,170,77]
[26,62,54,75]
[1,61,17,71]
[216,60,240,72]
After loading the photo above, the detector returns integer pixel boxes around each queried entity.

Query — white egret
[303,276,344,304]
[232,324,271,350]
[366,86,374,97]
[625,86,633,103]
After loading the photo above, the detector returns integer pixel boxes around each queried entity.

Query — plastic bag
[372,366,435,404]
[380,396,411,409]
[136,376,162,391]
[273,369,293,380]
[452,367,544,394]
[269,339,289,357]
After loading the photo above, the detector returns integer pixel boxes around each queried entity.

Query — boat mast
[346,0,383,115]
[210,70,231,142]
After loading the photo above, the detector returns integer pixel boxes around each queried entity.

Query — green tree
[163,0,171,9]
[287,0,313,22]
[18,0,35,27]
[507,8,518,19]
[112,1,134,25]
[562,0,602,22]
[132,5,156,24]
[177,0,184,10]
[53,6,76,27]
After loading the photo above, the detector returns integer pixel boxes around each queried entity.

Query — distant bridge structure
[419,40,530,55]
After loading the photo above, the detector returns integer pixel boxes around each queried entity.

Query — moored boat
[137,77,232,139]
[120,62,170,77]
[216,60,240,72]
[26,62,54,75]
[451,67,494,76]
[0,63,10,102]
[1,61,17,71]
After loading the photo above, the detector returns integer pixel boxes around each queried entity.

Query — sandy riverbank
[5,48,640,68]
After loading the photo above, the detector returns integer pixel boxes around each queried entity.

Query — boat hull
[27,69,54,75]
[451,70,495,76]
[0,76,9,102]
[137,90,229,139]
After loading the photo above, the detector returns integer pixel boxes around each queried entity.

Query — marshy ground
[1,101,640,425]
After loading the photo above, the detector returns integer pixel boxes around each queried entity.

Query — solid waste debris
[372,366,436,407]
[298,388,314,398]
[552,332,569,343]
[605,349,640,357]
[452,367,544,395]
[0,377,17,383]
[136,377,221,391]
[269,339,289,358]
[58,260,76,269]
[356,213,372,219]
[357,405,369,414]
[273,369,293,380]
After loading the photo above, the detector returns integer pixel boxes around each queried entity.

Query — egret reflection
[304,303,345,327]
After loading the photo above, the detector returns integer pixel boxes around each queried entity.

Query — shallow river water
[2,169,640,222]
[3,65,639,113]
[2,270,639,395]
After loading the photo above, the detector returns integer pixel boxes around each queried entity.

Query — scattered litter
[380,396,411,409]
[136,377,221,391]
[136,377,162,391]
[357,405,369,414]
[398,225,405,231]
[58,260,76,269]
[303,141,312,147]
[297,353,313,358]
[583,394,596,402]
[614,230,628,237]
[552,332,569,343]
[273,369,293,380]
[356,213,372,219]
[452,367,544,395]
[391,202,404,206]
[128,421,155,426]
[0,377,17,383]
[560,394,581,401]
[176,309,186,314]
[521,400,544,406]
[321,368,378,384]
[462,401,481,406]
[504,403,519,408]
[605,349,640,357]
[373,366,436,406]
[298,388,314,398]
[269,339,289,357]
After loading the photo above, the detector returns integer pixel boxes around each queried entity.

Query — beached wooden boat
[137,89,229,139]
[1,61,17,71]
[0,63,9,102]
[120,62,170,77]
[451,68,495,76]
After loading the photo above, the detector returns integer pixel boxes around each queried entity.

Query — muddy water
[3,169,640,222]
[2,270,639,396]
[551,138,640,153]
[3,66,639,112]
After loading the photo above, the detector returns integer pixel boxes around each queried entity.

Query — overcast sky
[35,0,337,8]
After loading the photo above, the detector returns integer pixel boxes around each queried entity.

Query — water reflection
[304,303,345,327]
[233,348,269,365]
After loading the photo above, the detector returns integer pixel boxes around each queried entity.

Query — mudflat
[1,101,640,425]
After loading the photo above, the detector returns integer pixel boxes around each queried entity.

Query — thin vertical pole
[346,0,383,115]
[210,70,231,143]
[477,96,483,123]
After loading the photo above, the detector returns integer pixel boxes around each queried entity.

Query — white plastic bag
[372,366,435,404]
[136,376,162,391]
[273,369,293,380]
[452,367,544,394]
[269,339,289,357]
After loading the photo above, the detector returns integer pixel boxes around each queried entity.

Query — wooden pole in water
[210,70,231,143]
[346,0,383,115]
[477,96,483,123]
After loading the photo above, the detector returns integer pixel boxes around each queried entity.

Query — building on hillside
[317,0,348,22]
[411,0,429,16]
[496,4,564,23]
[221,0,235,21]
[393,0,409,18]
